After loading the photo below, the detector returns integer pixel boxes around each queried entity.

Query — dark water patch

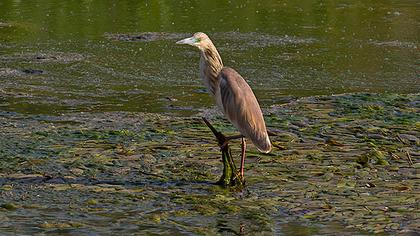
[21,69,45,75]
[105,32,190,42]
[164,105,194,111]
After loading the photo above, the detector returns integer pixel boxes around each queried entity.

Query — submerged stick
[405,151,413,166]
[202,117,245,188]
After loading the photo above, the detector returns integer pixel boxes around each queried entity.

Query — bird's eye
[195,38,201,43]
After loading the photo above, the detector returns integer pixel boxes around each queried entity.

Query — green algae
[0,203,19,211]
[0,93,419,235]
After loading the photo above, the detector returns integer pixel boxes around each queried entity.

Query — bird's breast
[199,54,222,96]
[214,85,225,113]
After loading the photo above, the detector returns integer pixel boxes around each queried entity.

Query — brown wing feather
[218,67,271,153]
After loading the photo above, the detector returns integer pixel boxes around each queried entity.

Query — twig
[272,142,286,150]
[389,152,400,160]
[267,130,278,136]
[396,134,407,144]
[364,206,372,212]
[405,151,413,166]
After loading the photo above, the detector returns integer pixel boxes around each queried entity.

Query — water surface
[1,2,419,234]
[0,0,418,115]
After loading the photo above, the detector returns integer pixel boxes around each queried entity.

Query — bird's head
[176,32,211,50]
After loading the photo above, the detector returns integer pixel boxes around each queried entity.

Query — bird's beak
[176,36,196,45]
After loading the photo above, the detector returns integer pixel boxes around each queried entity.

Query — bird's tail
[254,134,272,153]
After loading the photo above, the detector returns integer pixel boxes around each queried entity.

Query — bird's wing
[218,67,271,153]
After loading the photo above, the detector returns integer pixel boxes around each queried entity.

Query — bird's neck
[199,43,223,95]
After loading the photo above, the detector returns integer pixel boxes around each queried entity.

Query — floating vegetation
[368,39,418,49]
[103,31,316,50]
[0,22,13,28]
[0,93,418,235]
[104,32,190,42]
[0,52,86,64]
[0,68,25,77]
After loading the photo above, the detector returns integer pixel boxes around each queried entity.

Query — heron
[176,32,271,179]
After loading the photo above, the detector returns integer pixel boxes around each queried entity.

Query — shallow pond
[0,0,418,115]
[0,1,419,235]
[0,93,419,235]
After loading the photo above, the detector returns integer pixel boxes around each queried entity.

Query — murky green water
[0,0,418,115]
[0,1,419,235]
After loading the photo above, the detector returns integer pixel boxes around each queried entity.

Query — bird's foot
[232,171,244,183]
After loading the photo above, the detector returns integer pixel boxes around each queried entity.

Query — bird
[176,32,271,179]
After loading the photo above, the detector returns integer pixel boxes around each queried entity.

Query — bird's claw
[232,171,244,182]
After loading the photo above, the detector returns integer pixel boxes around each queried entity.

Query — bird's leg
[219,134,244,150]
[240,137,246,178]
[202,117,245,187]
